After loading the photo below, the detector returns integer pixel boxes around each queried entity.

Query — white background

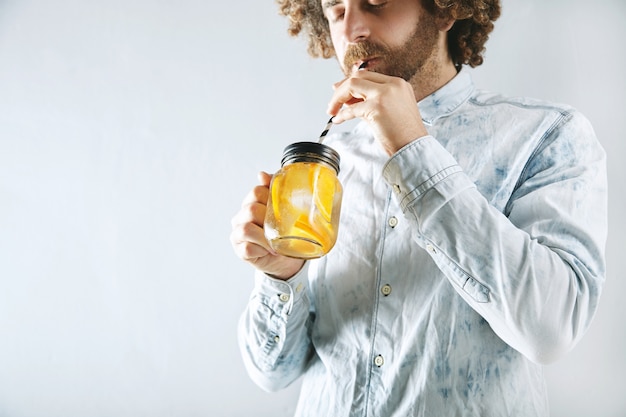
[0,0,624,416]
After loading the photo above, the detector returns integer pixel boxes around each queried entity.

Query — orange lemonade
[265,155,342,259]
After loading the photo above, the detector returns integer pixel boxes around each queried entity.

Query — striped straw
[318,116,334,143]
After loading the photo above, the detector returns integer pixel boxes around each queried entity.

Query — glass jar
[264,142,343,259]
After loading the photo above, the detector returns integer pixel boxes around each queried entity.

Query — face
[322,0,444,81]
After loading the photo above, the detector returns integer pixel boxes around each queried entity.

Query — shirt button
[426,243,437,254]
[381,284,392,297]
[279,293,290,302]
[274,335,280,343]
[388,216,398,228]
[374,355,385,367]
[393,184,402,195]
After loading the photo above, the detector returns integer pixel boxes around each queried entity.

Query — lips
[354,57,378,72]
[343,41,387,74]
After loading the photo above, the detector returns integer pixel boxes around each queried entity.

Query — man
[230,0,607,415]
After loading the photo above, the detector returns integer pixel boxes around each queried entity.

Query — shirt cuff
[253,263,309,316]
[382,136,463,212]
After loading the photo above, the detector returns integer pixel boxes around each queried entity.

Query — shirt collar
[418,68,474,126]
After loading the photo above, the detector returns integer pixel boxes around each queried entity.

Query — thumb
[258,171,273,187]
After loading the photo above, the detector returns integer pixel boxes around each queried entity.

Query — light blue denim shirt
[238,70,607,416]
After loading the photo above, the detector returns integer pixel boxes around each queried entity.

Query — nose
[341,6,370,43]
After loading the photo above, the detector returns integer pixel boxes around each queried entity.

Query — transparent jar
[264,142,343,259]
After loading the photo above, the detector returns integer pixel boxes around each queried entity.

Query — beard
[341,15,440,82]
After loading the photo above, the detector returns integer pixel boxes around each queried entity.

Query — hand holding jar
[230,141,343,280]
[230,171,306,281]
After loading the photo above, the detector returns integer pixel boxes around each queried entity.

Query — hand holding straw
[318,62,367,144]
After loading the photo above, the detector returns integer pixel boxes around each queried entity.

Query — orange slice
[294,213,319,241]
[311,165,335,222]
[270,173,285,224]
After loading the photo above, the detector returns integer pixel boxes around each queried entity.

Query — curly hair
[275,0,501,68]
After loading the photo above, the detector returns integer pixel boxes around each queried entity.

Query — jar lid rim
[281,142,340,173]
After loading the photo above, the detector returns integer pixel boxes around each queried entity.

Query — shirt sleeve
[237,263,313,392]
[382,111,607,364]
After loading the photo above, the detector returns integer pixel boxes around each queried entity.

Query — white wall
[0,1,624,416]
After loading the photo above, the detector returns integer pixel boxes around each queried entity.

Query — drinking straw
[318,117,334,143]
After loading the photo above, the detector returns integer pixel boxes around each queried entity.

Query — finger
[241,172,272,206]
[327,80,366,119]
[232,201,267,233]
[241,171,272,205]
[336,68,388,85]
[232,235,273,263]
[327,73,387,119]
[230,200,277,254]
[257,171,272,187]
[242,183,270,207]
[353,69,392,83]
[237,220,266,246]
[333,100,366,125]
[332,78,347,90]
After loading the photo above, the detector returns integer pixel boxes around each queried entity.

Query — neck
[409,58,458,102]
[409,30,458,102]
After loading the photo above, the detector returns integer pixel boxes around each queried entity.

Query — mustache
[343,41,389,70]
